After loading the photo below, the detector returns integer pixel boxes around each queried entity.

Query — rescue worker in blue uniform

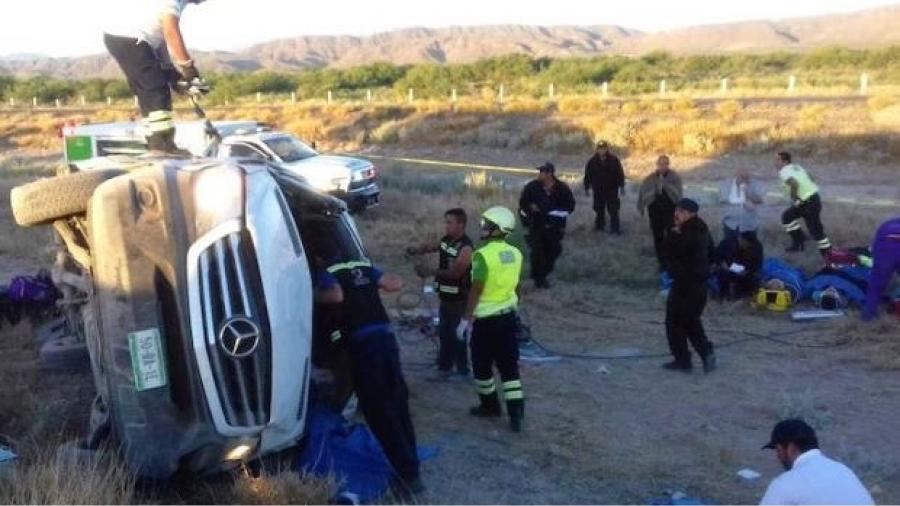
[457,207,526,432]
[316,254,424,496]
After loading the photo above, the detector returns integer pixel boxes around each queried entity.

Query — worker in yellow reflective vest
[456,206,525,432]
[777,152,832,256]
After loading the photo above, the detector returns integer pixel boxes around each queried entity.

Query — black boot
[470,392,502,418]
[507,399,524,433]
[702,343,717,374]
[147,129,187,155]
[662,359,693,372]
[785,230,807,253]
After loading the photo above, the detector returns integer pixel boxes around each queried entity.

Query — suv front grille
[197,231,271,428]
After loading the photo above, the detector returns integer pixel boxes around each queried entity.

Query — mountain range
[3,4,899,78]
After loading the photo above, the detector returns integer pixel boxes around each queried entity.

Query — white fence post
[499,84,505,105]
[860,73,869,95]
[408,88,414,103]
[106,96,112,106]
[548,83,555,100]
[327,90,333,104]
[602,81,609,98]
[256,91,262,103]
[55,98,61,108]
[133,95,139,108]
[721,78,728,93]
[80,95,86,107]
[659,79,667,97]
[8,97,13,107]
[366,89,372,103]
[32,96,37,107]
[451,89,458,102]
[788,75,797,94]
[290,91,296,104]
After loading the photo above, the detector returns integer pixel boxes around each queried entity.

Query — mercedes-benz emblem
[218,316,261,359]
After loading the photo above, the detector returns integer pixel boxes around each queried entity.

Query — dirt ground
[1,148,898,504]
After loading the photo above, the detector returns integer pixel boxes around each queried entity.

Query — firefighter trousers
[781,193,831,252]
[470,312,524,419]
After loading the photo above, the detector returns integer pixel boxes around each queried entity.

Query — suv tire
[10,169,126,227]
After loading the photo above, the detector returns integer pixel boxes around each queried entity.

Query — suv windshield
[264,136,318,163]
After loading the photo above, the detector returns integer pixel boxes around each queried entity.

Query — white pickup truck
[64,120,380,212]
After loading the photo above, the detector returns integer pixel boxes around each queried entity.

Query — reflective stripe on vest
[438,284,460,294]
[327,260,372,274]
[473,240,523,319]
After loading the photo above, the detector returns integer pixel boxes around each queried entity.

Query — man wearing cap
[662,198,716,373]
[518,162,576,289]
[638,155,683,271]
[760,419,874,505]
[584,141,626,234]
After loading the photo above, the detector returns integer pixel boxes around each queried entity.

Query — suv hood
[284,155,372,173]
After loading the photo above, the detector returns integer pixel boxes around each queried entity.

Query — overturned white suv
[10,154,365,478]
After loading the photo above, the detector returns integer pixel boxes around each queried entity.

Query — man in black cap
[584,141,626,234]
[761,419,874,505]
[662,198,716,373]
[519,162,576,289]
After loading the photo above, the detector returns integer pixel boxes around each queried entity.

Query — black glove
[179,62,200,81]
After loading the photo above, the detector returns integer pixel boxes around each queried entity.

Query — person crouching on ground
[518,162,575,289]
[760,419,874,505]
[662,198,716,373]
[716,231,764,301]
[457,207,526,432]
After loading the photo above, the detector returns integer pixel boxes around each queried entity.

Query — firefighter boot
[469,392,502,418]
[785,229,807,253]
[507,399,525,433]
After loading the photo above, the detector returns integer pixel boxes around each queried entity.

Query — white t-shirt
[760,450,874,505]
[104,0,188,49]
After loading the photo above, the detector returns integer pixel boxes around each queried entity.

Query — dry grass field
[0,96,898,503]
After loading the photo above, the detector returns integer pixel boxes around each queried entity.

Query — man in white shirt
[103,0,209,153]
[760,419,874,505]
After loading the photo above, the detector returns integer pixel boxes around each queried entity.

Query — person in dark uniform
[408,208,474,381]
[456,207,525,432]
[584,141,626,234]
[638,155,683,271]
[316,256,424,496]
[662,198,716,373]
[518,162,576,289]
[716,231,764,301]
[103,0,209,153]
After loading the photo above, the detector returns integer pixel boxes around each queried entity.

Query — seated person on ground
[716,232,763,300]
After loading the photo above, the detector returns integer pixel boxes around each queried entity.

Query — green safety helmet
[481,206,516,234]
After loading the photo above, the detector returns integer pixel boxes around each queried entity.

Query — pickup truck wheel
[39,335,90,373]
[10,169,126,227]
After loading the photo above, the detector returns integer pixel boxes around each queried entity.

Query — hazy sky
[1,0,898,58]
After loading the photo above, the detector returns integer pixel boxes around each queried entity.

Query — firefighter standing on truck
[776,151,832,255]
[316,253,424,497]
[103,0,209,153]
[456,207,525,433]
[408,208,474,381]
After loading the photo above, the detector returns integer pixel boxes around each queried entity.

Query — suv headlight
[193,165,244,232]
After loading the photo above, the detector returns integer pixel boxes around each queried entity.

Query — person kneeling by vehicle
[316,250,424,495]
[457,207,526,432]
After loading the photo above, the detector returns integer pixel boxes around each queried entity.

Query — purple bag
[7,274,58,304]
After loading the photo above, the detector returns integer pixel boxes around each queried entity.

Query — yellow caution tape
[356,153,900,209]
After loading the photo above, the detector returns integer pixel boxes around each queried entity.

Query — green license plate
[128,328,168,391]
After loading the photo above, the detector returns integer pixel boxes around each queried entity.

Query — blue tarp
[296,406,437,503]
[804,266,870,307]
[760,258,806,301]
